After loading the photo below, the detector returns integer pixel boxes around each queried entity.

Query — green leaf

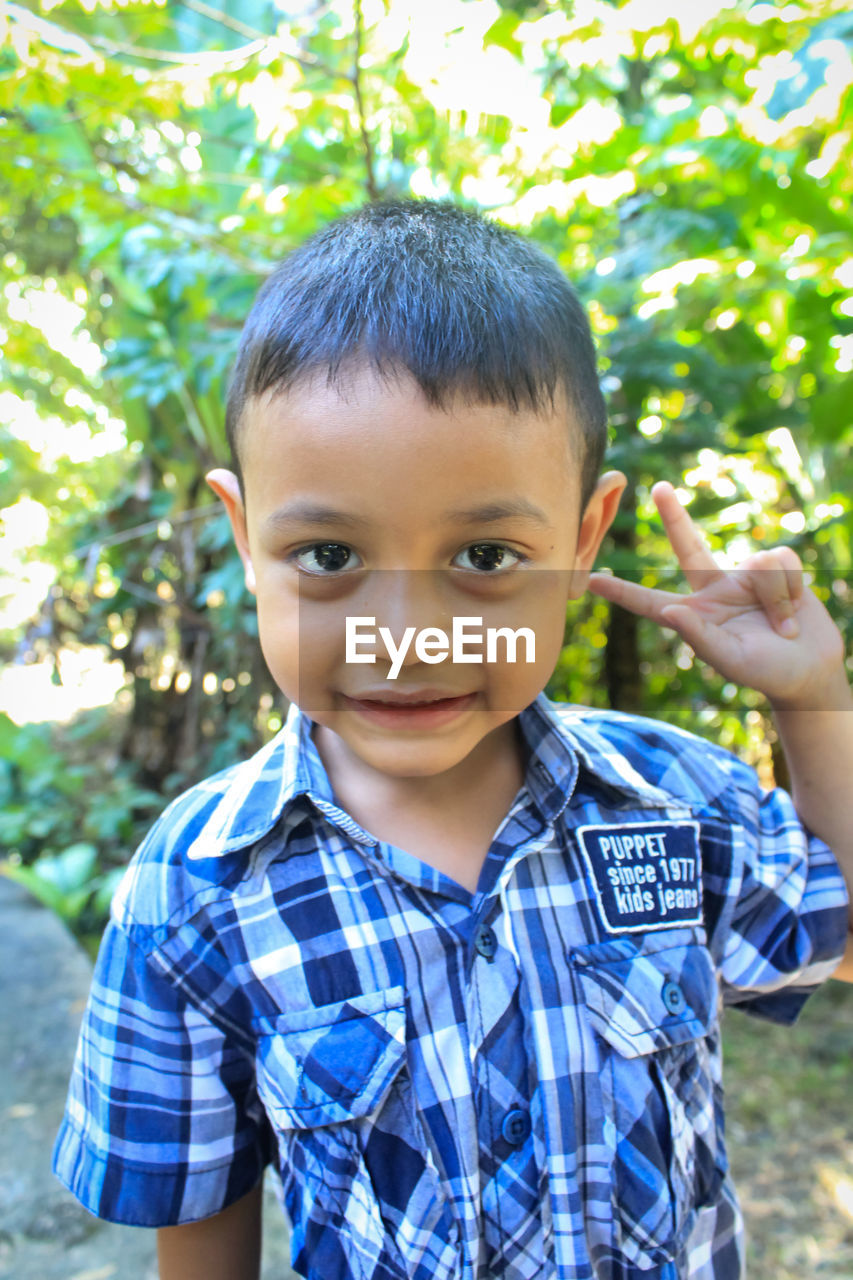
[29,843,99,896]
[483,11,524,57]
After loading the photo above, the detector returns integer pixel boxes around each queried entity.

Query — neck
[311,717,525,818]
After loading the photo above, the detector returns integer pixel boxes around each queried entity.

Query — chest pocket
[572,931,726,1270]
[253,987,457,1280]
[253,986,407,1129]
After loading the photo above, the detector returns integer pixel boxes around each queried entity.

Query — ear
[567,470,627,599]
[205,469,256,595]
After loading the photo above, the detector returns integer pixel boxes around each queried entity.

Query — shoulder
[544,699,765,817]
[110,731,293,946]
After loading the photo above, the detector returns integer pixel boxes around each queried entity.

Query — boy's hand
[587,481,847,710]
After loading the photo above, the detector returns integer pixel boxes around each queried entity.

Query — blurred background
[1,1,852,1273]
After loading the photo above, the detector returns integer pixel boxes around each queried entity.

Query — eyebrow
[263,502,370,532]
[442,499,552,526]
[262,497,553,532]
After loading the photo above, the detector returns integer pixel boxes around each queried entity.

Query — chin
[359,744,469,777]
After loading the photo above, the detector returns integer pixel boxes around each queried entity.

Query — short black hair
[225,198,608,509]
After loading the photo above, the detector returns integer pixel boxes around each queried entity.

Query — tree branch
[176,0,270,43]
[353,0,379,201]
[174,0,343,80]
[86,31,267,67]
[75,505,216,560]
[7,2,341,82]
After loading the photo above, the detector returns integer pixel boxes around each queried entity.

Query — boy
[53,199,851,1280]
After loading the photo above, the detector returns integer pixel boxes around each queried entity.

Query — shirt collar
[532,696,674,808]
[186,692,670,861]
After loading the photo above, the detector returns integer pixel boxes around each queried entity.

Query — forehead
[238,366,583,515]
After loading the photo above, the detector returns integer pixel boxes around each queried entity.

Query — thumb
[660,604,740,674]
[659,604,709,652]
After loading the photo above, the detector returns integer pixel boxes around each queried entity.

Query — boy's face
[208,365,624,784]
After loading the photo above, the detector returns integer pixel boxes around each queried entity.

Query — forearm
[771,662,853,936]
[157,1178,263,1280]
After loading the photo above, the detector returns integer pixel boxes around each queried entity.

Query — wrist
[770,661,853,716]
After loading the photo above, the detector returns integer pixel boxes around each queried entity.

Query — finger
[737,546,804,605]
[587,571,685,622]
[659,604,709,650]
[650,482,724,591]
[739,551,800,637]
[786,564,804,605]
[776,545,804,605]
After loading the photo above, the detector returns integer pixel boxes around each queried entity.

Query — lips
[339,690,478,727]
[346,689,470,706]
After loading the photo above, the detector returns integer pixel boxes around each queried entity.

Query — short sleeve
[715,767,849,1024]
[52,916,274,1226]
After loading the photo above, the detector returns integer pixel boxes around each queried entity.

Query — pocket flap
[571,933,717,1058]
[254,986,407,1127]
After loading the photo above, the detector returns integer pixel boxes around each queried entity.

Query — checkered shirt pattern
[52,692,849,1279]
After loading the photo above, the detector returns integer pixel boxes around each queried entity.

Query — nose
[363,570,451,671]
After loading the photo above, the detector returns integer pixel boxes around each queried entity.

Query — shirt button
[474,923,498,962]
[662,979,686,1015]
[501,1108,531,1146]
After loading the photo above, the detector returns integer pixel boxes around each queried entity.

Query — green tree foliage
[1,0,851,935]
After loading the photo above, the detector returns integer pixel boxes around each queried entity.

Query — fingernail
[780,617,799,638]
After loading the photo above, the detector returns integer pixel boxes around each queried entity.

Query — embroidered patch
[576,821,703,934]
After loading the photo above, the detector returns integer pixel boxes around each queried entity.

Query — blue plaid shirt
[53,693,848,1280]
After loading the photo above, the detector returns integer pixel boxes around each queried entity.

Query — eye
[452,543,526,573]
[291,543,362,574]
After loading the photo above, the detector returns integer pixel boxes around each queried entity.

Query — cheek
[263,596,351,707]
[253,592,298,685]
[482,575,570,693]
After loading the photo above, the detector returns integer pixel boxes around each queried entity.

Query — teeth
[374,700,441,707]
[350,692,470,708]
[367,698,450,707]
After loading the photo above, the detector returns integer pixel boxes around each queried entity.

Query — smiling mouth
[339,691,478,722]
[345,690,472,707]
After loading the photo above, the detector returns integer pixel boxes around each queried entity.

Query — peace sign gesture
[587,481,845,708]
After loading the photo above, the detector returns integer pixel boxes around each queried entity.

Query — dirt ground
[722,979,853,1279]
